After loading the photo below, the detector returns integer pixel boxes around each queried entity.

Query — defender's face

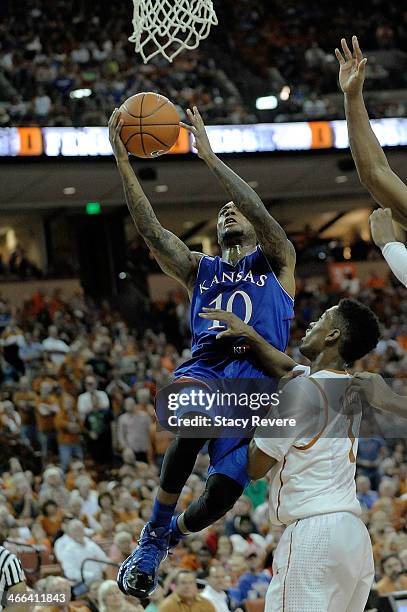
[299,306,339,359]
[217,202,255,244]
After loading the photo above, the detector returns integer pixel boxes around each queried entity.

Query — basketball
[119,92,180,158]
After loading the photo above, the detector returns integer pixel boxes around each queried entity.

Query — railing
[4,540,42,577]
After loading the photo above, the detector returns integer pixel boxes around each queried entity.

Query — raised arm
[181,107,296,296]
[199,307,297,378]
[336,36,407,230]
[109,109,202,295]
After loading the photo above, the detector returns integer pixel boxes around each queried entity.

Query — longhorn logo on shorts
[151,150,165,157]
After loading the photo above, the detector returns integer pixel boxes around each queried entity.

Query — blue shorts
[156,380,252,488]
[208,441,251,489]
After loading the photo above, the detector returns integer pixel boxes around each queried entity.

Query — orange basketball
[119,92,180,158]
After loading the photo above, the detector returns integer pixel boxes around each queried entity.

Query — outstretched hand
[335,35,367,97]
[199,307,251,339]
[180,106,214,161]
[108,108,129,163]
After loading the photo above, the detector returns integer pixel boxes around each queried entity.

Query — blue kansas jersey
[174,245,294,380]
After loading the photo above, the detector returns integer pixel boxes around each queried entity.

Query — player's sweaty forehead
[218,202,235,218]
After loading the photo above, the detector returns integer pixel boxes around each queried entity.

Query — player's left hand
[199,307,251,339]
[335,35,367,97]
[369,208,397,249]
[180,106,214,161]
[346,372,389,411]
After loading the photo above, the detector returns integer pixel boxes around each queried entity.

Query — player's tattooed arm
[199,308,297,378]
[337,36,407,229]
[109,109,202,294]
[181,107,296,295]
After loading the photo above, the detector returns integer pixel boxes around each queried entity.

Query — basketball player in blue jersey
[108,107,296,598]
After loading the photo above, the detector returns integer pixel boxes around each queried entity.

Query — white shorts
[265,512,374,612]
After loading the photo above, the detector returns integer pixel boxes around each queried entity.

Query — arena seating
[0,0,406,126]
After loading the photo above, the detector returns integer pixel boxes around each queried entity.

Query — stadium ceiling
[0,149,406,226]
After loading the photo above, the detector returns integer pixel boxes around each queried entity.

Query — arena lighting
[280,86,291,101]
[69,88,92,99]
[255,95,278,110]
[343,246,352,260]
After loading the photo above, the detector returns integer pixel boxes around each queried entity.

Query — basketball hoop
[128,0,218,63]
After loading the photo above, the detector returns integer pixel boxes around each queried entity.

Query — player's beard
[221,226,245,246]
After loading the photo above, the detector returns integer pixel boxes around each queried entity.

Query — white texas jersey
[255,369,362,526]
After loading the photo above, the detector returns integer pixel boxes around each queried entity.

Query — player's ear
[325,328,341,345]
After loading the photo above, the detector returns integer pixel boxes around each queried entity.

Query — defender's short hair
[335,298,380,364]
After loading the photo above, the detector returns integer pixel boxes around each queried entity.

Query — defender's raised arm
[336,36,407,229]
[181,107,296,297]
[109,109,201,295]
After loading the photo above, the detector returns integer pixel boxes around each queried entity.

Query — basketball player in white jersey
[200,298,381,611]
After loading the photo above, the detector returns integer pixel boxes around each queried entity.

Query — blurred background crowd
[0,265,405,610]
[0,1,406,610]
[0,0,406,127]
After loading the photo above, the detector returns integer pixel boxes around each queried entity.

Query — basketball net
[128,0,218,63]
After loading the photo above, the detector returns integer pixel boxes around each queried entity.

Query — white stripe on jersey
[0,546,25,611]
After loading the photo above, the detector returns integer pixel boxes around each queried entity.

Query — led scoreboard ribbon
[0,119,406,157]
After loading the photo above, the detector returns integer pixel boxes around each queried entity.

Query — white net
[128,0,218,63]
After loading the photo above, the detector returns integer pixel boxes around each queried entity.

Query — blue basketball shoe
[117,522,171,598]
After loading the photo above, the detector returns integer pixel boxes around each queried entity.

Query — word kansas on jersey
[199,270,268,293]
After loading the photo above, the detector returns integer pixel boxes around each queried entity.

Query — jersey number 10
[207,290,253,330]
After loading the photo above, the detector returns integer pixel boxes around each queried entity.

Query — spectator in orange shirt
[28,522,52,553]
[39,500,64,538]
[35,381,59,459]
[159,571,215,612]
[375,555,407,596]
[54,388,83,472]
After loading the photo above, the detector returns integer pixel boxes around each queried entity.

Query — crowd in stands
[0,261,405,610]
[0,0,406,127]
